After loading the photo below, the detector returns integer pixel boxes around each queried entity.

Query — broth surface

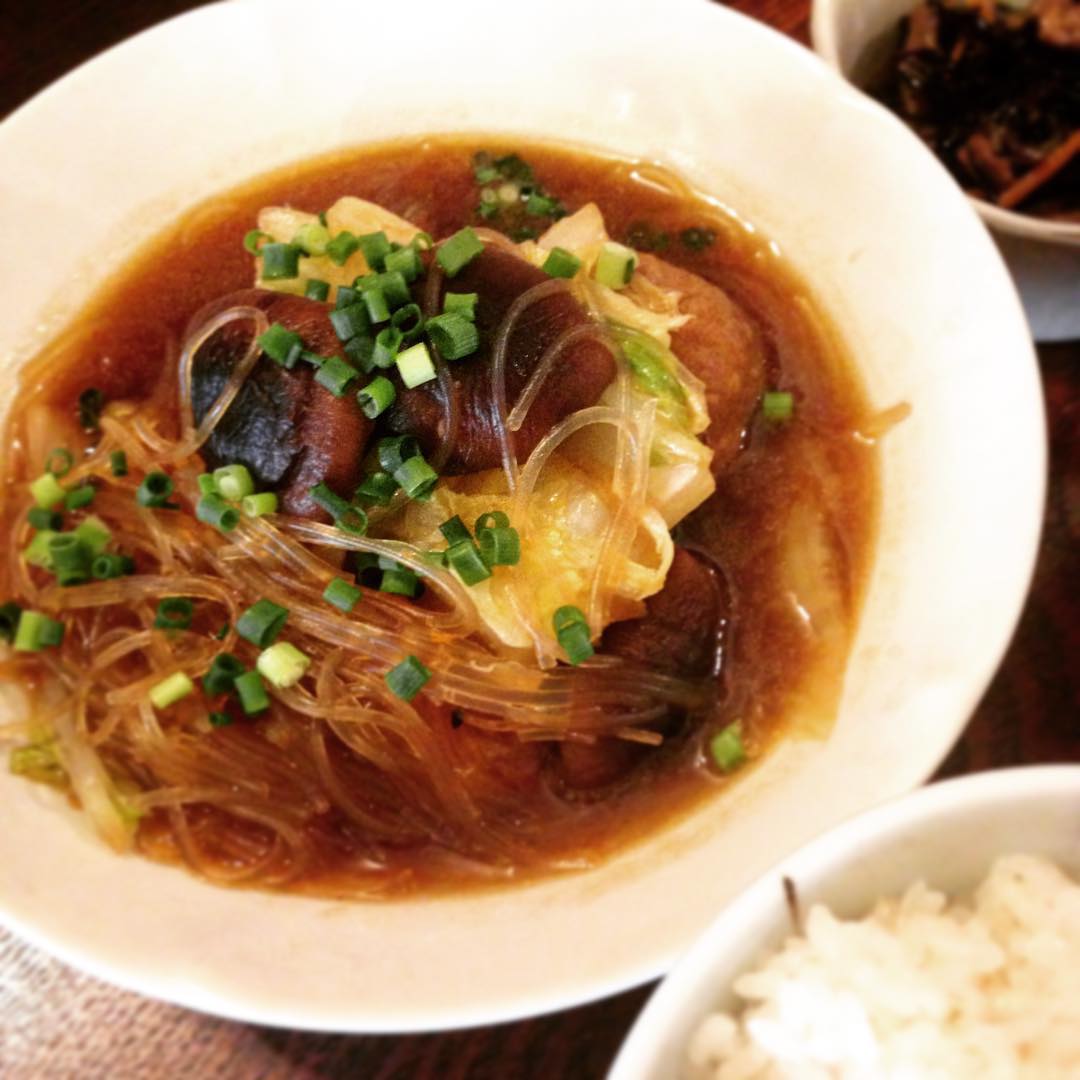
[0,136,878,895]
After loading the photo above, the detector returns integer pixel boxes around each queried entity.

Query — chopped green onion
[477,525,520,566]
[390,303,424,340]
[553,605,593,665]
[475,511,509,532]
[314,356,359,398]
[209,711,232,728]
[45,448,74,477]
[709,722,747,773]
[213,464,255,501]
[329,302,371,343]
[110,450,128,477]
[436,227,484,277]
[202,653,245,696]
[197,473,217,496]
[384,655,431,701]
[594,241,637,289]
[73,516,111,556]
[8,741,65,785]
[384,244,422,282]
[154,597,194,632]
[293,222,331,256]
[542,246,582,279]
[335,285,361,310]
[680,226,716,252]
[357,231,392,271]
[446,540,491,586]
[354,471,398,506]
[63,485,96,511]
[0,602,22,643]
[443,292,478,319]
[421,549,448,568]
[257,641,311,689]
[233,669,270,715]
[300,349,328,369]
[236,598,288,648]
[362,287,390,325]
[30,472,65,509]
[215,622,230,641]
[196,493,240,533]
[473,152,499,183]
[377,435,421,474]
[91,553,133,580]
[258,323,303,369]
[323,577,362,613]
[13,610,64,652]
[393,455,439,500]
[23,530,58,570]
[526,191,562,217]
[344,334,377,372]
[149,672,194,711]
[309,482,368,534]
[305,278,331,302]
[78,388,104,431]
[241,492,278,518]
[357,375,396,419]
[439,515,471,546]
[380,567,420,598]
[411,231,434,252]
[374,270,410,309]
[47,533,91,586]
[326,231,361,266]
[396,341,437,387]
[372,326,403,370]
[260,242,303,280]
[27,507,62,531]
[243,228,271,255]
[761,391,794,422]
[136,472,174,508]
[426,313,479,361]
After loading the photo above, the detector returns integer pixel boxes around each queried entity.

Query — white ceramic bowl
[811,0,1080,250]
[0,0,1044,1032]
[611,765,1080,1079]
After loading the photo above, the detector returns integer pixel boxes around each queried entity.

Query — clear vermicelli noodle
[0,136,881,895]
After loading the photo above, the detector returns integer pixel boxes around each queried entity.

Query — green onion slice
[202,653,245,696]
[475,511,509,533]
[384,655,431,701]
[396,341,437,387]
[91,553,134,580]
[426,313,479,361]
[233,670,270,715]
[27,507,62,531]
[257,641,311,689]
[136,472,174,508]
[372,326,404,370]
[593,241,638,289]
[325,231,360,266]
[154,596,194,632]
[63,485,96,511]
[477,525,520,566]
[110,450,128,477]
[384,244,422,282]
[357,375,396,419]
[379,567,420,598]
[149,672,195,711]
[436,227,484,277]
[260,242,303,281]
[258,323,304,369]
[443,292,478,319]
[393,455,438,500]
[553,605,593,665]
[761,391,794,422]
[241,492,278,518]
[45,448,74,477]
[356,231,391,271]
[293,222,331,257]
[329,303,371,343]
[243,229,271,255]
[196,493,240,533]
[439,515,471,546]
[213,464,255,501]
[13,610,65,652]
[377,435,421,475]
[542,247,582,279]
[30,472,66,510]
[709,722,747,773]
[73,516,111,556]
[354,471,398,506]
[323,577,362,613]
[236,598,288,648]
[314,356,359,398]
[304,278,331,302]
[446,540,491,586]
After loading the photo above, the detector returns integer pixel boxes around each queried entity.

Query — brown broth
[0,136,878,896]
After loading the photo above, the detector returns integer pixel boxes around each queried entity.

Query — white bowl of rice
[610,766,1080,1078]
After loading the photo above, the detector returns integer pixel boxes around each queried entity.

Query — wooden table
[1,3,1076,1077]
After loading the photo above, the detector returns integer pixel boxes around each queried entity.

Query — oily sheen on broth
[0,137,877,896]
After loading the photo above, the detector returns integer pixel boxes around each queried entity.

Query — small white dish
[0,0,1044,1032]
[811,0,1080,341]
[611,765,1080,1079]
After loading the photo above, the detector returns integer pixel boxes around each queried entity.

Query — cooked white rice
[687,855,1080,1078]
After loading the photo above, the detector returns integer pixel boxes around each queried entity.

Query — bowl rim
[0,0,1048,1034]
[809,0,1080,248]
[610,764,1080,1078]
